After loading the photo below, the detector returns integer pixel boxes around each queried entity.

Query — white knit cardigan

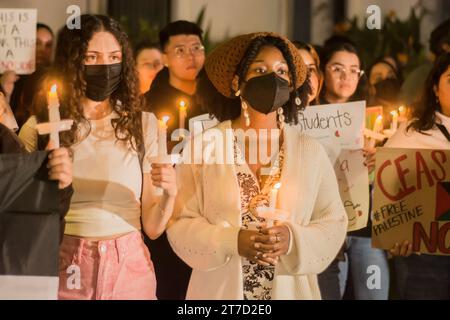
[167,120,348,300]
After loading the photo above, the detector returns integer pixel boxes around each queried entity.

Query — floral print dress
[233,137,285,300]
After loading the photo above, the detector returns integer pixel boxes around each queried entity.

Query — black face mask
[83,63,122,102]
[241,72,290,114]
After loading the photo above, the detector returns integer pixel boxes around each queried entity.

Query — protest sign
[372,148,450,255]
[296,101,369,231]
[0,9,37,74]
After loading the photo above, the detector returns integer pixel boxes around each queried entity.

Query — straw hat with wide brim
[204,32,307,98]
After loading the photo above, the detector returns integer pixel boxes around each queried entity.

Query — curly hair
[408,52,450,133]
[36,14,143,150]
[197,36,311,124]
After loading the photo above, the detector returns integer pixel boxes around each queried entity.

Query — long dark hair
[319,41,368,102]
[36,14,142,149]
[408,52,450,133]
[197,36,311,124]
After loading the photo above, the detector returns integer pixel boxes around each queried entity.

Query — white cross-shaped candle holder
[35,84,73,149]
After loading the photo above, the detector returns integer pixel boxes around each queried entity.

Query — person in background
[386,52,450,300]
[293,41,323,106]
[168,32,347,300]
[367,57,404,125]
[143,20,206,300]
[144,20,205,145]
[3,23,55,127]
[401,18,450,105]
[317,39,390,300]
[134,41,163,95]
[18,14,177,300]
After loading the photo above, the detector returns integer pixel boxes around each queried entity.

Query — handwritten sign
[372,148,450,255]
[296,101,369,231]
[0,9,37,74]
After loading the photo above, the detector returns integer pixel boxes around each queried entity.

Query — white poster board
[295,101,369,231]
[0,9,37,74]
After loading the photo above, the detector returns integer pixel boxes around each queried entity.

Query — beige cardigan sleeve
[281,144,348,275]
[167,162,241,272]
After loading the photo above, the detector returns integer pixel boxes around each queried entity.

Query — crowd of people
[0,13,449,300]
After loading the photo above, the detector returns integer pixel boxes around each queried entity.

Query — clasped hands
[238,221,290,267]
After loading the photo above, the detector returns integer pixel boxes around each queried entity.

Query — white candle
[398,105,407,123]
[48,84,61,148]
[369,115,383,148]
[390,110,398,132]
[158,116,169,158]
[179,100,187,139]
[266,183,282,227]
[373,115,383,133]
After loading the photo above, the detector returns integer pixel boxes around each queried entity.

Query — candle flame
[273,183,281,190]
[376,115,383,122]
[162,116,170,123]
[390,110,398,117]
[398,106,405,113]
[179,100,186,108]
[50,84,57,93]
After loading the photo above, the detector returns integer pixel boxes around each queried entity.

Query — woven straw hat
[204,32,307,98]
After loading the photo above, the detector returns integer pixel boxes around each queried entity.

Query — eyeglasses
[328,64,364,79]
[167,44,205,58]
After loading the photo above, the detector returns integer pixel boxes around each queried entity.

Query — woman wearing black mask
[167,33,347,300]
[18,15,177,300]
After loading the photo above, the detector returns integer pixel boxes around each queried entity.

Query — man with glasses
[143,20,205,300]
[144,20,205,148]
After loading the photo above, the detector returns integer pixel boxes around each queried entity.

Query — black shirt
[143,68,204,152]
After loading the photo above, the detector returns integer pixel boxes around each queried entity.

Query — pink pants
[58,231,157,300]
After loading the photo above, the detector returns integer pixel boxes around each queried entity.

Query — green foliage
[334,5,429,76]
[195,5,213,53]
[118,16,160,47]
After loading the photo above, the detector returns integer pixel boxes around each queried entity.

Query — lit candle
[369,115,383,148]
[269,183,281,209]
[390,110,398,132]
[398,105,407,123]
[47,84,61,148]
[262,183,280,227]
[36,83,74,150]
[179,99,187,139]
[158,116,170,158]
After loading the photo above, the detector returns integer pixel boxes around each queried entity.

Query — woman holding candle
[386,53,450,300]
[167,32,347,300]
[18,15,177,300]
[317,39,391,300]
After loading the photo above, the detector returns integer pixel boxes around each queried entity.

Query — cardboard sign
[372,148,450,255]
[296,101,369,231]
[0,9,37,74]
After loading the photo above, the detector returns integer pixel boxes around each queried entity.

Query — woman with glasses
[317,39,390,300]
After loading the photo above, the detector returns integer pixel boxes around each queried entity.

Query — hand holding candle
[151,115,180,196]
[257,183,288,228]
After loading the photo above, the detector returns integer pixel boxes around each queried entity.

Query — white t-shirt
[385,112,450,150]
[18,111,158,237]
